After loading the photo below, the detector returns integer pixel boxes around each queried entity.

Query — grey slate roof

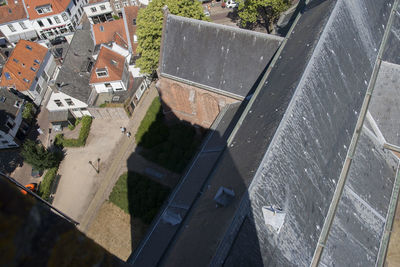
[56,29,95,104]
[160,15,283,99]
[320,129,397,266]
[0,88,22,133]
[48,110,69,123]
[134,0,396,266]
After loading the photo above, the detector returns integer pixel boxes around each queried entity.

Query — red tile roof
[0,0,27,24]
[92,19,128,49]
[90,46,126,84]
[0,40,48,92]
[123,6,138,54]
[24,0,70,20]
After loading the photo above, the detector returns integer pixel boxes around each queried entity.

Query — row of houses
[0,4,148,148]
[0,0,145,47]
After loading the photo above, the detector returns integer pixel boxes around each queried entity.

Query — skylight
[4,72,11,80]
[23,78,30,83]
[30,67,36,72]
[12,58,19,63]
[26,45,32,51]
[34,59,40,64]
[100,25,104,32]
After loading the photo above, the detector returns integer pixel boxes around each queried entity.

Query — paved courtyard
[52,117,130,222]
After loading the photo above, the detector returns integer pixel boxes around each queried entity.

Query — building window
[36,84,42,94]
[78,8,82,16]
[100,5,106,10]
[105,83,111,88]
[38,20,44,27]
[132,18,136,25]
[12,58,19,63]
[4,72,11,80]
[95,68,108,77]
[66,8,71,16]
[26,45,32,50]
[54,100,63,107]
[100,25,104,32]
[23,78,30,83]
[41,71,49,81]
[19,22,27,30]
[65,98,74,106]
[30,67,36,72]
[6,121,15,129]
[133,34,138,43]
[36,5,52,14]
[34,59,41,64]
[47,18,53,25]
[8,24,16,32]
[91,7,97,12]
[115,88,123,91]
[1,140,8,144]
[54,16,61,23]
[62,13,68,21]
[115,3,120,9]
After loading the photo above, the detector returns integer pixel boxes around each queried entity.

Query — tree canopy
[22,102,35,122]
[136,0,209,74]
[21,140,62,171]
[238,0,290,30]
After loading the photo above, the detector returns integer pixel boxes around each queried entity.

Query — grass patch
[136,98,202,173]
[109,172,170,224]
[38,167,58,201]
[55,116,92,147]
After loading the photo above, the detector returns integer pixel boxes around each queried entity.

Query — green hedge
[55,116,92,147]
[135,98,162,145]
[38,167,58,201]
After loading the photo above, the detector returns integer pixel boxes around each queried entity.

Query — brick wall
[157,77,240,128]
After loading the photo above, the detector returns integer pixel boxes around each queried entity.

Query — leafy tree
[22,102,35,122]
[136,0,209,74]
[21,140,62,171]
[238,0,290,31]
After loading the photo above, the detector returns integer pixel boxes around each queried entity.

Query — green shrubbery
[135,98,202,173]
[22,102,35,122]
[38,167,58,201]
[55,116,92,147]
[109,172,170,224]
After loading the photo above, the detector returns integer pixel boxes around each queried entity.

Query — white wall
[0,19,37,44]
[92,80,125,93]
[83,2,113,22]
[47,91,88,111]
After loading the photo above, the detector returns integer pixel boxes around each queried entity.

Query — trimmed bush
[38,167,58,201]
[55,116,92,147]
[109,172,170,224]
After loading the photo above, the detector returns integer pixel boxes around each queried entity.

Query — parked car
[20,183,37,195]
[31,168,43,178]
[226,0,238,8]
[50,36,67,46]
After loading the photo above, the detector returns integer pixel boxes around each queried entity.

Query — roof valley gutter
[310,0,400,266]
[376,159,400,266]
[226,0,311,145]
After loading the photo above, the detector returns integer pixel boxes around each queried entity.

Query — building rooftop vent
[162,210,182,226]
[214,186,235,207]
[262,205,286,234]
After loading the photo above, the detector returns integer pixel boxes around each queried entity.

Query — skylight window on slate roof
[4,72,11,80]
[26,45,32,51]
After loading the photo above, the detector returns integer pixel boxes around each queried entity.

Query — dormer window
[96,68,108,78]
[36,4,52,14]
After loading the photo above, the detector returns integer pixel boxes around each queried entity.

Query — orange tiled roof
[89,46,125,84]
[92,19,128,48]
[0,40,48,91]
[0,0,27,24]
[24,0,70,20]
[123,6,138,54]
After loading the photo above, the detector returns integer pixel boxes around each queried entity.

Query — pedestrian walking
[126,132,131,138]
